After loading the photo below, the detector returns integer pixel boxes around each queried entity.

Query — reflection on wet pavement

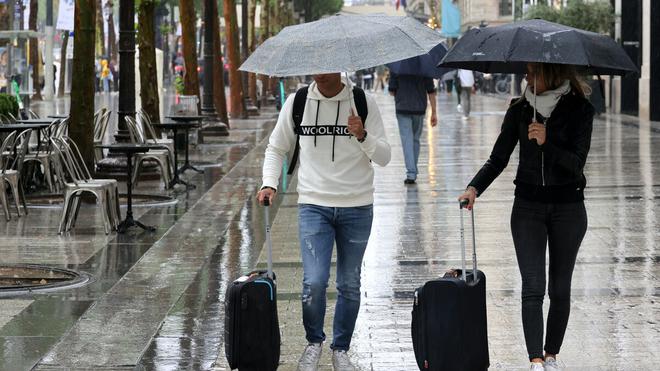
[0,92,658,370]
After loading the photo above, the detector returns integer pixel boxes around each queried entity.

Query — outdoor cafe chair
[50,137,119,234]
[0,130,31,220]
[125,116,173,189]
[93,110,112,163]
[138,108,174,153]
[23,119,67,193]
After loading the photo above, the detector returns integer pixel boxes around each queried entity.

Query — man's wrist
[357,130,368,143]
[261,186,277,192]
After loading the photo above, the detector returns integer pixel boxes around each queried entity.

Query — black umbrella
[438,19,638,76]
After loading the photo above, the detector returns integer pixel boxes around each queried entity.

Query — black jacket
[469,90,594,203]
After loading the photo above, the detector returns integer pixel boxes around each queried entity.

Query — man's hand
[347,109,366,140]
[430,113,438,127]
[528,123,546,145]
[257,187,277,205]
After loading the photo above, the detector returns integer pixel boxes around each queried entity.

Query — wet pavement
[0,91,658,370]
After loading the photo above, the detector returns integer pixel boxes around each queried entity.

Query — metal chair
[125,116,173,189]
[50,137,119,234]
[0,130,31,220]
[93,110,112,163]
[138,108,174,152]
[22,120,66,193]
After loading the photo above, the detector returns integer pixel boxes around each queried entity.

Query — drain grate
[0,265,91,294]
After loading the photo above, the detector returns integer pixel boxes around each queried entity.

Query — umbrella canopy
[239,14,443,77]
[439,19,638,76]
[386,42,453,78]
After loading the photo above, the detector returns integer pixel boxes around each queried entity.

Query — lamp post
[117,0,136,133]
[201,0,216,118]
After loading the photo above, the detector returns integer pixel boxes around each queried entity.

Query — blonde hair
[528,63,591,97]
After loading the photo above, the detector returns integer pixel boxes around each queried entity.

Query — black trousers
[510,197,587,360]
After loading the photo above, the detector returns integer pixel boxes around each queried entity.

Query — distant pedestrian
[458,63,594,371]
[373,65,388,92]
[388,72,437,184]
[100,59,112,94]
[458,69,475,120]
[257,73,391,371]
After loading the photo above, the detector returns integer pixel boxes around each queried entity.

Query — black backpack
[288,86,368,175]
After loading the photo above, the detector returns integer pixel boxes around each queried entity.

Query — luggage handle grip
[459,200,478,283]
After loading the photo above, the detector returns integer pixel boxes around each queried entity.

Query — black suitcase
[225,198,280,370]
[411,200,489,371]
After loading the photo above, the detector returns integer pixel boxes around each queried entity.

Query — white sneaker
[457,104,463,113]
[297,343,323,371]
[544,357,560,371]
[530,362,544,371]
[332,349,357,371]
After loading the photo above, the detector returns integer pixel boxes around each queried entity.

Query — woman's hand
[257,187,277,205]
[457,186,478,210]
[528,123,546,145]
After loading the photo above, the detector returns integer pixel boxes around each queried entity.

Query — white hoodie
[262,78,391,207]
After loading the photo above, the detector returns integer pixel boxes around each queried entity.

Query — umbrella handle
[345,72,358,116]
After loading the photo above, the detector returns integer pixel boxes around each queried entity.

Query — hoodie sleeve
[262,94,297,190]
[358,95,391,167]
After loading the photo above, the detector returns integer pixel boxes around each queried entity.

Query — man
[458,69,475,120]
[257,73,391,371]
[388,72,437,184]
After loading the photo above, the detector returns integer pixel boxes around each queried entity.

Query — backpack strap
[288,87,308,175]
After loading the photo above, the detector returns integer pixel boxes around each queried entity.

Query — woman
[458,63,594,371]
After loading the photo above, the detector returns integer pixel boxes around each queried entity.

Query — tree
[259,0,271,106]
[138,0,161,124]
[179,0,201,109]
[107,0,118,62]
[0,5,10,48]
[212,0,229,124]
[525,0,614,34]
[58,31,69,98]
[293,0,342,21]
[224,0,244,118]
[29,0,42,100]
[70,0,96,170]
[96,0,106,56]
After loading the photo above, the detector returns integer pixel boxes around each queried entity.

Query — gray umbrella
[239,14,443,77]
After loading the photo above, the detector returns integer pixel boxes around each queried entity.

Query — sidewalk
[218,91,659,370]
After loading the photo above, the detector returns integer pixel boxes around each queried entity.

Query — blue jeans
[396,114,424,180]
[298,203,373,351]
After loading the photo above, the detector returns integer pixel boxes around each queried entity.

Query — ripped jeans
[298,203,373,351]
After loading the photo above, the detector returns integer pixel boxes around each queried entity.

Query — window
[500,0,513,16]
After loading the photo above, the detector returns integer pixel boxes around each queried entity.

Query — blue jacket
[388,72,436,115]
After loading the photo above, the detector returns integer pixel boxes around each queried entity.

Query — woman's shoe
[530,362,544,371]
[544,357,560,371]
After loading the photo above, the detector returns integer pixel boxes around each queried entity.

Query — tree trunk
[29,0,42,100]
[138,0,160,124]
[224,0,243,118]
[179,0,200,110]
[70,0,96,170]
[58,31,68,97]
[107,1,117,63]
[248,0,257,106]
[212,0,229,124]
[96,0,106,56]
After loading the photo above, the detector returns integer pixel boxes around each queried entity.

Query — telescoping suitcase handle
[263,197,274,280]
[459,199,478,283]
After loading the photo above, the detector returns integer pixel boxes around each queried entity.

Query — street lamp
[118,0,136,133]
[201,0,216,118]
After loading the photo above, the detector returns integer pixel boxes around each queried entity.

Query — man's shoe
[404,178,416,185]
[530,362,544,371]
[544,357,560,371]
[457,104,463,113]
[332,350,356,371]
[297,343,323,371]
